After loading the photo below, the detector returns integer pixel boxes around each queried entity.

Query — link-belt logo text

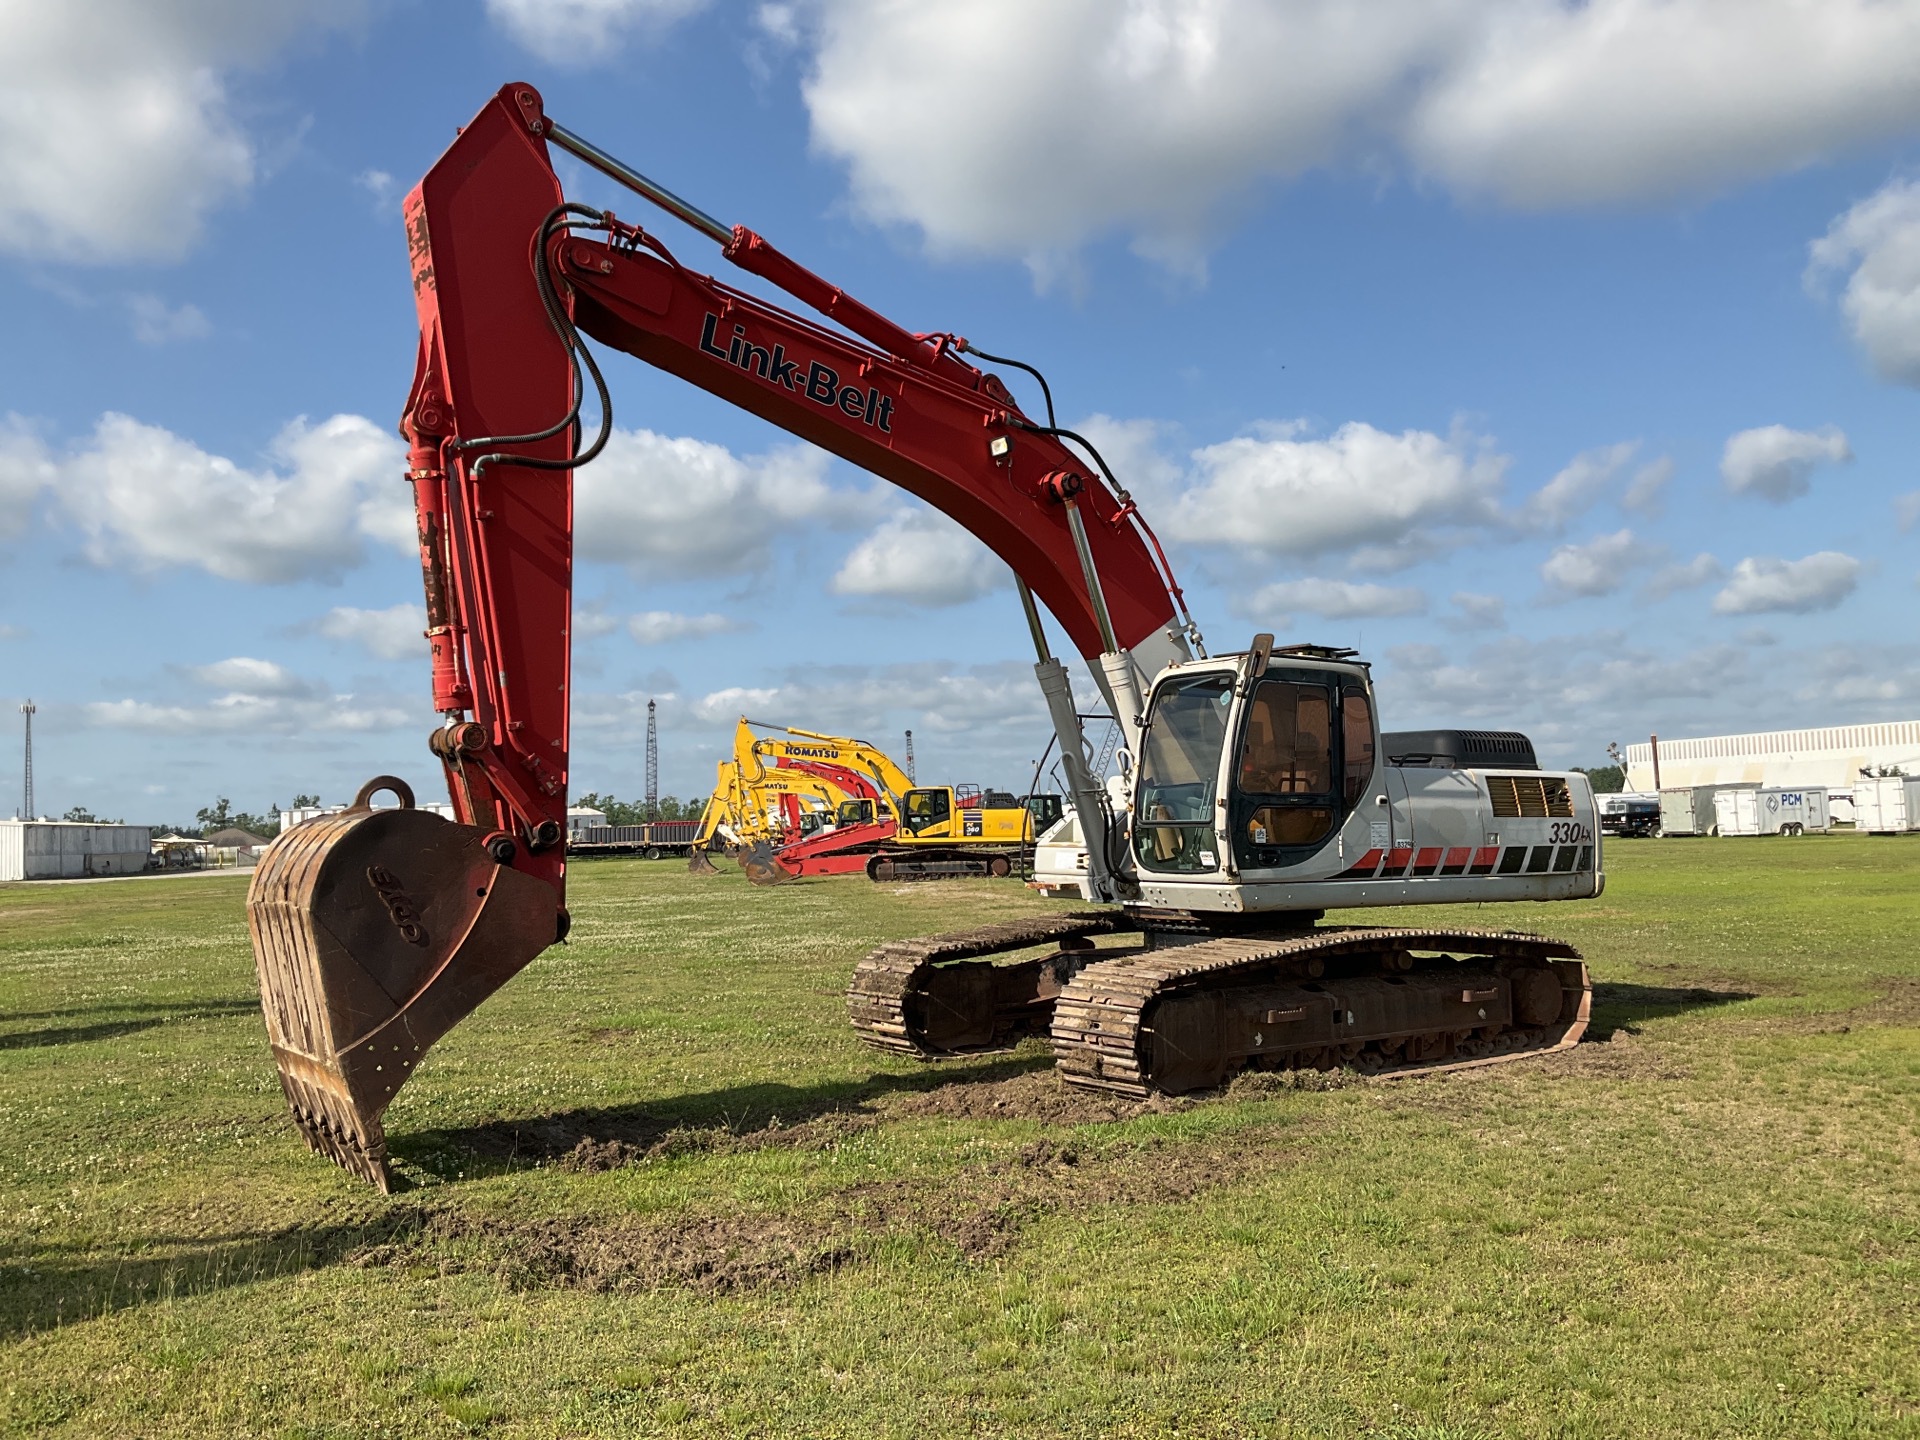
[700,314,894,432]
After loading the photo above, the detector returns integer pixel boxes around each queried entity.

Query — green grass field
[2,836,1916,1438]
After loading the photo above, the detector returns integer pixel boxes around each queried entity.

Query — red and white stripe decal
[1325,842,1584,881]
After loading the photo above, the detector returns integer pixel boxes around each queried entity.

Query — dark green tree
[1574,765,1626,794]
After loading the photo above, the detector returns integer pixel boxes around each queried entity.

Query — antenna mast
[904,728,916,785]
[645,699,659,822]
[20,699,35,820]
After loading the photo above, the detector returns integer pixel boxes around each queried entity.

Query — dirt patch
[836,1122,1296,1261]
[349,1207,854,1295]
[1549,1024,1695,1082]
[355,1117,1302,1289]
[452,1109,879,1173]
[883,1065,1187,1124]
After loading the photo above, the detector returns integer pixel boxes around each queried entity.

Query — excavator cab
[1130,645,1385,882]
[835,798,878,827]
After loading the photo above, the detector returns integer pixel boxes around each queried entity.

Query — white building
[1624,721,1920,793]
[279,804,347,832]
[0,820,153,881]
[566,806,608,839]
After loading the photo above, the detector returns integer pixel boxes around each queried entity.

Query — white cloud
[86,655,413,735]
[485,0,708,62]
[319,604,428,662]
[1525,441,1639,530]
[42,412,410,584]
[626,611,744,645]
[1713,552,1862,615]
[0,416,55,538]
[1621,456,1673,515]
[354,168,398,214]
[1720,424,1851,502]
[830,507,1007,607]
[126,295,211,346]
[757,3,801,46]
[1406,2,1920,209]
[1447,591,1507,632]
[1642,553,1724,601]
[794,1,1920,275]
[186,657,314,697]
[1898,491,1920,532]
[0,1,355,264]
[574,426,871,578]
[1241,578,1426,623]
[1162,421,1507,566]
[1809,178,1920,387]
[1377,632,1760,764]
[695,664,1059,756]
[1539,529,1653,599]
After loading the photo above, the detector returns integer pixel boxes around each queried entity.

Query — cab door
[902,788,952,839]
[1381,765,1414,861]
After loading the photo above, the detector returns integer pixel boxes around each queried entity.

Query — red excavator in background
[248,84,1600,1191]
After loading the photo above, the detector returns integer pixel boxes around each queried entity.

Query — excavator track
[849,918,1587,1094]
[865,848,1023,882]
[848,911,1133,1056]
[1053,927,1588,1096]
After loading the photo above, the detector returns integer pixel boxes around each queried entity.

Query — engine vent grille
[1487,775,1573,818]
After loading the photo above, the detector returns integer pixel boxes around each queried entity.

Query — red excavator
[248,84,1600,1191]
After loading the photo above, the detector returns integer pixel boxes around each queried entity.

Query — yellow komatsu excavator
[743,720,1059,881]
[686,749,859,881]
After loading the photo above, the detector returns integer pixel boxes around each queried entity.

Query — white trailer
[1853,775,1920,834]
[0,821,154,881]
[1659,783,1755,837]
[1714,786,1831,837]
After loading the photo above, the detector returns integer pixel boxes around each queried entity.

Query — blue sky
[2,0,1917,824]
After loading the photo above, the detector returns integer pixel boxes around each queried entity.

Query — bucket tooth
[687,847,723,876]
[247,793,559,1189]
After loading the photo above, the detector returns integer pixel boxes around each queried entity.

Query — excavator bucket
[246,779,559,1192]
[687,846,723,876]
[738,840,794,887]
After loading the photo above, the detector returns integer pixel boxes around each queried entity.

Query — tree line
[571,792,707,825]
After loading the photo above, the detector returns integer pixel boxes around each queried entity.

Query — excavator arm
[247,82,1200,1189]
[742,721,917,811]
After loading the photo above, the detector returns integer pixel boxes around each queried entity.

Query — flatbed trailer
[571,821,701,858]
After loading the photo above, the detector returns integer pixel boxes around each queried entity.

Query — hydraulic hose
[453,203,615,479]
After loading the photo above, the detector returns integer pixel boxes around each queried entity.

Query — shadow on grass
[1588,982,1755,1040]
[0,1210,428,1342]
[394,1051,1057,1181]
[0,999,258,1050]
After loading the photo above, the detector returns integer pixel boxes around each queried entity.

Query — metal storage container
[1658,783,1755,837]
[0,821,154,881]
[1853,775,1920,834]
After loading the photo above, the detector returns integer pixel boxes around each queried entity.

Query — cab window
[1235,678,1336,851]
[1134,673,1232,873]
[904,789,949,833]
[1342,684,1375,806]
